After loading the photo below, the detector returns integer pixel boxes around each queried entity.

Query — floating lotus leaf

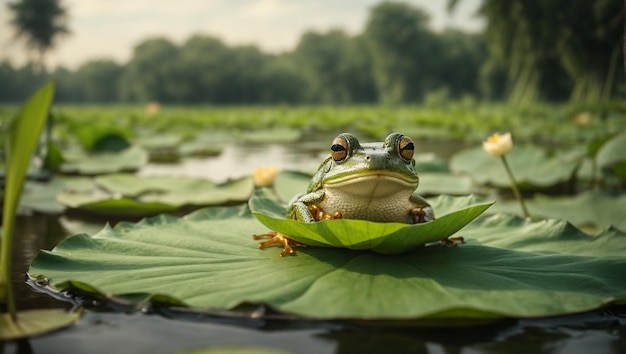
[597,133,626,169]
[240,128,302,143]
[29,202,626,323]
[418,173,474,196]
[273,171,312,202]
[449,146,580,189]
[56,175,253,217]
[19,176,93,214]
[249,189,493,254]
[489,191,626,232]
[60,145,149,175]
[596,133,626,180]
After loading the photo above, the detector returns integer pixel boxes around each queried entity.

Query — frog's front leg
[254,190,330,257]
[409,193,435,223]
[289,189,327,222]
[409,193,465,247]
[253,231,308,257]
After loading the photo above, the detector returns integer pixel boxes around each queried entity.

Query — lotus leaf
[56,175,253,217]
[30,195,626,323]
[449,146,579,189]
[418,173,474,196]
[240,129,301,143]
[489,191,626,232]
[19,176,93,214]
[60,145,149,175]
[249,189,493,254]
[596,133,626,180]
[273,171,311,202]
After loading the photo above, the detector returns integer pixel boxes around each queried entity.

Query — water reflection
[139,138,469,182]
[12,214,73,311]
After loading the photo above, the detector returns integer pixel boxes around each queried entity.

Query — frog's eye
[330,136,349,162]
[398,135,415,161]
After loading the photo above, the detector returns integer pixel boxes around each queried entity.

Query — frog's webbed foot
[308,205,342,221]
[441,236,465,247]
[253,231,307,257]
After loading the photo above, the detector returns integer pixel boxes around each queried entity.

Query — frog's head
[316,132,419,190]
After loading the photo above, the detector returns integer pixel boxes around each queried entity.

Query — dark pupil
[401,142,414,152]
[331,144,346,152]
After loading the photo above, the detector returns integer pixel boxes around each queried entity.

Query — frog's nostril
[365,155,371,161]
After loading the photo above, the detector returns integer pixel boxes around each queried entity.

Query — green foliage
[0,81,79,339]
[29,203,626,322]
[490,191,626,232]
[60,145,148,175]
[364,2,436,103]
[4,1,622,104]
[56,175,254,217]
[450,146,580,189]
[459,0,625,103]
[596,133,626,181]
[2,81,55,301]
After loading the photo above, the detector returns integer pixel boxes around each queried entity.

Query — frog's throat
[324,171,418,188]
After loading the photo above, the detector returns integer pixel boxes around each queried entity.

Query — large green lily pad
[56,175,254,217]
[60,145,149,175]
[29,200,626,323]
[489,191,626,232]
[249,189,493,254]
[449,146,580,189]
[19,176,93,214]
[418,173,474,195]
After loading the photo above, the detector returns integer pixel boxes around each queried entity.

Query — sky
[0,0,484,69]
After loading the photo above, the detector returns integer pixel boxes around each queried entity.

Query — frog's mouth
[324,172,419,198]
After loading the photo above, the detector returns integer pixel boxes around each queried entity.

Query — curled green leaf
[249,189,494,254]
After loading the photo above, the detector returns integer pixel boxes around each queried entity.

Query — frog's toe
[308,205,343,221]
[252,231,306,257]
[441,236,465,247]
[410,206,434,223]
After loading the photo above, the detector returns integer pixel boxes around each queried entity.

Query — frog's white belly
[318,175,422,223]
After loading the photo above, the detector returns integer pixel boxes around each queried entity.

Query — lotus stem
[500,155,530,219]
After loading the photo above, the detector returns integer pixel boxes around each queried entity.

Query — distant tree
[229,45,268,103]
[294,29,352,103]
[259,54,308,104]
[364,1,438,103]
[74,60,123,102]
[450,0,624,103]
[7,0,70,68]
[172,35,234,103]
[0,61,48,102]
[119,38,179,102]
[435,30,487,99]
[340,35,378,103]
[52,66,80,102]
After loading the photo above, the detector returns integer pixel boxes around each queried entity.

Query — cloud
[240,0,296,19]
[0,0,484,69]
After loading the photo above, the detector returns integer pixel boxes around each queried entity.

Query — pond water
[5,136,626,354]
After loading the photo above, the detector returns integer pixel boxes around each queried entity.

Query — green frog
[253,132,463,256]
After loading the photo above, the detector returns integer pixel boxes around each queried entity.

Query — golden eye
[398,135,414,161]
[330,136,349,162]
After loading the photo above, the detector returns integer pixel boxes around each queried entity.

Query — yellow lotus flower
[482,132,513,157]
[252,166,279,188]
[145,101,161,115]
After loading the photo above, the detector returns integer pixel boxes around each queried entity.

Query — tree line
[1,1,623,104]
